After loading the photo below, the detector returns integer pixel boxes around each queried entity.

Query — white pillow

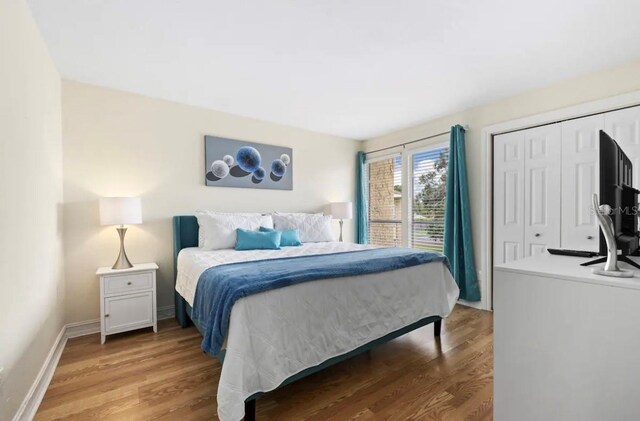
[274,212,323,217]
[272,213,335,242]
[196,212,273,250]
[195,211,264,247]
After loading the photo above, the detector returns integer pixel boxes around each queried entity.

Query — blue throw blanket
[191,247,449,355]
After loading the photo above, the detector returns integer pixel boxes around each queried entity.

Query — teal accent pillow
[259,226,302,247]
[235,228,281,250]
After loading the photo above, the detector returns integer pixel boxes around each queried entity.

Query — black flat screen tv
[598,130,638,257]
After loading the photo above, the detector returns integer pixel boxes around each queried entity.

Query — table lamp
[330,202,353,242]
[99,197,142,269]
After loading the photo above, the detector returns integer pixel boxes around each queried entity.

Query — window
[411,145,449,252]
[365,142,449,250]
[366,155,402,246]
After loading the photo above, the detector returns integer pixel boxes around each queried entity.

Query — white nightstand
[96,263,159,344]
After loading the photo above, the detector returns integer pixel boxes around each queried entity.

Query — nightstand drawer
[104,292,154,334]
[104,272,153,295]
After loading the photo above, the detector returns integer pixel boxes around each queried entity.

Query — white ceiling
[27,0,640,139]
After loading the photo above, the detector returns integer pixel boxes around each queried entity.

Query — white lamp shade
[99,197,142,225]
[330,202,353,220]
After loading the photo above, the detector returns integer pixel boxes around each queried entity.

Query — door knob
[535,233,541,237]
[105,314,110,318]
[127,281,132,285]
[587,236,594,240]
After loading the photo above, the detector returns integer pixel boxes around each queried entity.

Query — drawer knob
[587,236,594,240]
[105,314,110,318]
[127,282,132,285]
[535,233,541,237]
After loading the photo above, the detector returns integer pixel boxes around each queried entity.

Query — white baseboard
[65,306,175,338]
[457,299,489,311]
[12,305,176,420]
[12,326,67,421]
[65,319,100,339]
[157,305,175,320]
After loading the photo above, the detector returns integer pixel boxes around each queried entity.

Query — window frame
[364,151,403,247]
[407,141,450,251]
[364,135,449,249]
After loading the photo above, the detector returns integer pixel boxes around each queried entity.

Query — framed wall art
[205,135,293,190]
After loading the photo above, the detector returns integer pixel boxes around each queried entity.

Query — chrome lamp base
[112,226,133,269]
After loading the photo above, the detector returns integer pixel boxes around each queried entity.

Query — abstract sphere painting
[205,135,293,190]
[236,146,262,173]
[271,159,286,177]
[222,154,234,167]
[210,160,230,179]
[253,167,266,180]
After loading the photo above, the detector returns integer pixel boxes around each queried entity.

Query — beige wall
[62,80,360,323]
[365,58,640,283]
[0,0,64,418]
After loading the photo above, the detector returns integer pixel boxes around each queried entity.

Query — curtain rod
[365,125,469,155]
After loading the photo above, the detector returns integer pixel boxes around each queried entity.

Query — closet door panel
[494,131,525,265]
[605,106,640,189]
[561,114,604,251]
[523,124,562,257]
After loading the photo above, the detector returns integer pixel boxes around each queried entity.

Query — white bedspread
[176,243,459,421]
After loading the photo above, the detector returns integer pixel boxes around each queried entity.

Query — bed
[173,215,459,421]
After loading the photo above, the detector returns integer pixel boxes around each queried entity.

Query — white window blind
[366,155,402,246]
[411,145,449,252]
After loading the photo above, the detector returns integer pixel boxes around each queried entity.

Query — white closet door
[494,131,525,265]
[605,105,640,188]
[561,114,604,251]
[523,124,562,257]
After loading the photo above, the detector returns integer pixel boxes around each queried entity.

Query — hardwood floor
[36,305,493,420]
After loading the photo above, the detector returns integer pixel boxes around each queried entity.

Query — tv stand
[580,255,640,270]
[494,253,640,420]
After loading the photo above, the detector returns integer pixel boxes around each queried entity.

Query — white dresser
[494,254,640,421]
[97,263,159,344]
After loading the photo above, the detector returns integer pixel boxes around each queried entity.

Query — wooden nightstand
[96,263,159,344]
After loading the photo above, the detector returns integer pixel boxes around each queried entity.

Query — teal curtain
[355,151,368,244]
[444,125,481,301]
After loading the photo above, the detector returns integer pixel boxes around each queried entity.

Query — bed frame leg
[245,399,256,421]
[434,319,442,337]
